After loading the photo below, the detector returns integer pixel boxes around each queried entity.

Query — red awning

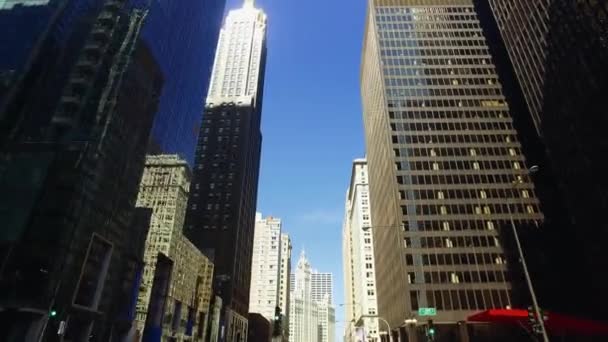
[468,309,608,336]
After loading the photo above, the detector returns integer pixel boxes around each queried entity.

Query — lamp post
[509,166,549,342]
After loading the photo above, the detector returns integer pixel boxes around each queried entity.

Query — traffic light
[50,310,57,318]
[272,306,282,337]
[426,320,436,341]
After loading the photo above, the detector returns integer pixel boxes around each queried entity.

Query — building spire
[244,0,254,8]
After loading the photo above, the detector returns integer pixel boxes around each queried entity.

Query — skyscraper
[311,273,333,306]
[249,213,282,321]
[0,3,163,340]
[278,233,292,341]
[342,159,380,342]
[289,252,335,342]
[360,0,544,339]
[183,0,267,339]
[475,0,608,319]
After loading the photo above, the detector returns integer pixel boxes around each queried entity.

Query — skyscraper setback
[360,0,543,339]
[183,0,267,339]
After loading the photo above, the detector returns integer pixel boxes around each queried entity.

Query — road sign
[418,307,437,316]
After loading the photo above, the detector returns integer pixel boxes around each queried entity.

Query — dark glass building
[183,1,267,340]
[139,0,226,164]
[361,0,543,340]
[476,0,608,320]
[0,2,162,341]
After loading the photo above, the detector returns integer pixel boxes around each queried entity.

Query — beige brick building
[135,155,214,341]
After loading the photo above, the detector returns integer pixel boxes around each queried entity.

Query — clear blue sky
[226,0,367,337]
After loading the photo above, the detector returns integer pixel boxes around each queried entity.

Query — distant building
[342,159,379,342]
[249,213,282,321]
[311,272,333,305]
[135,155,214,341]
[289,252,335,342]
[183,0,268,340]
[278,233,292,341]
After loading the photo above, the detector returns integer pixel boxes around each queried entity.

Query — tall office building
[183,0,267,340]
[249,213,282,321]
[278,233,292,341]
[134,155,214,341]
[139,0,226,163]
[289,252,335,342]
[360,0,544,339]
[475,0,608,319]
[311,273,333,304]
[0,3,163,340]
[342,159,380,342]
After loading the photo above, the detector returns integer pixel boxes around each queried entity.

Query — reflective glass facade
[361,0,543,329]
[141,0,226,164]
[481,0,608,320]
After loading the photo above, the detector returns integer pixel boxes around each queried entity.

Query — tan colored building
[360,0,544,339]
[135,155,214,341]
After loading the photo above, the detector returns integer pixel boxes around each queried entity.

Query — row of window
[376,7,474,15]
[379,30,482,40]
[399,146,518,158]
[406,252,506,266]
[404,235,500,249]
[409,270,508,285]
[388,109,510,120]
[401,203,536,216]
[402,219,538,232]
[382,47,489,58]
[397,160,522,172]
[398,174,532,188]
[376,13,477,23]
[410,288,510,311]
[379,23,480,32]
[402,188,530,201]
[392,120,512,133]
[380,38,487,49]
[393,132,514,145]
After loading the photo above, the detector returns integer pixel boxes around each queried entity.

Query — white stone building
[249,213,282,320]
[289,252,335,342]
[342,159,380,342]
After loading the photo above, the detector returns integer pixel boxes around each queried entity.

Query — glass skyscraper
[140,0,226,164]
[360,0,543,339]
[476,0,608,320]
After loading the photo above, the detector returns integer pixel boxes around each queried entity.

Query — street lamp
[509,165,550,342]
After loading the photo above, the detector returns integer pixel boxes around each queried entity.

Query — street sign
[418,307,437,316]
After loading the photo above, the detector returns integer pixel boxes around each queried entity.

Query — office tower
[475,0,608,319]
[249,213,282,321]
[278,233,292,341]
[311,273,333,304]
[360,0,544,339]
[0,3,163,340]
[289,252,335,342]
[316,298,336,342]
[139,0,226,163]
[183,0,267,339]
[134,155,214,341]
[342,159,380,342]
